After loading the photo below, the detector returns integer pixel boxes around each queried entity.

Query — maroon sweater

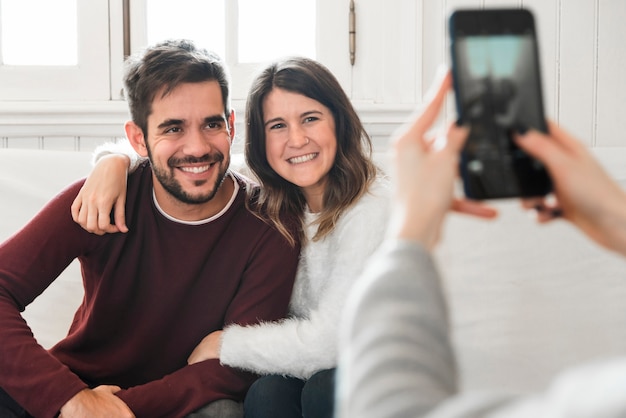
[0,163,299,418]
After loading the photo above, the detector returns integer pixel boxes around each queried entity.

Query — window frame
[0,0,112,101]
[128,0,350,101]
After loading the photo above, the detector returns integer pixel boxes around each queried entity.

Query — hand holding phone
[449,8,552,199]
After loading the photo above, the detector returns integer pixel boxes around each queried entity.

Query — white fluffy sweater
[219,176,391,379]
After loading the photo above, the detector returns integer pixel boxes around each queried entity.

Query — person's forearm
[92,139,144,172]
[337,240,458,418]
[600,190,626,257]
[115,361,254,417]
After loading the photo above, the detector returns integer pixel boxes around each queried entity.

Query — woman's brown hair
[245,57,378,247]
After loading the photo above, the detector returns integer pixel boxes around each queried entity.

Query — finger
[534,207,563,223]
[113,198,129,233]
[546,120,586,154]
[395,70,453,146]
[94,385,122,394]
[514,128,564,168]
[445,123,470,154]
[451,199,498,219]
[70,196,82,222]
[75,202,93,233]
[521,197,546,210]
[101,223,122,234]
[97,209,112,233]
[410,71,453,138]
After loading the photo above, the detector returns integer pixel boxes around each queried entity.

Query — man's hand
[59,386,135,418]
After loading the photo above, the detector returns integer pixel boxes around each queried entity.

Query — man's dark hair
[123,39,231,136]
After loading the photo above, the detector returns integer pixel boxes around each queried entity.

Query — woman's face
[263,88,337,210]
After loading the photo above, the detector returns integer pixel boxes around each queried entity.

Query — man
[0,39,299,418]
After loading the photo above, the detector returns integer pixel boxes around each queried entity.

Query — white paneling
[77,137,124,153]
[317,0,352,97]
[2,1,626,152]
[380,0,419,104]
[42,137,79,152]
[6,137,41,150]
[596,0,626,147]
[351,0,383,102]
[420,0,446,102]
[523,0,559,122]
[484,0,523,8]
[109,0,126,101]
[558,0,596,147]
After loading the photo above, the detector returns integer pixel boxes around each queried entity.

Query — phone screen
[451,9,551,199]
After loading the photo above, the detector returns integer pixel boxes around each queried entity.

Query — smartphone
[449,8,552,199]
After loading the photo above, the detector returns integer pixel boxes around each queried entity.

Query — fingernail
[516,124,528,135]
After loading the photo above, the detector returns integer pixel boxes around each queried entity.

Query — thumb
[94,384,122,394]
[514,129,561,169]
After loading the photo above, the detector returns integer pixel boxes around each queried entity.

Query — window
[236,0,316,63]
[1,0,77,65]
[0,0,111,101]
[131,0,344,99]
[0,0,348,102]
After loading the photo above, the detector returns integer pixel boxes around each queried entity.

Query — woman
[72,57,390,418]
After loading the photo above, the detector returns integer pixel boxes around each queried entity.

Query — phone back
[449,8,552,199]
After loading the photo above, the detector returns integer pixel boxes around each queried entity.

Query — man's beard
[148,149,230,205]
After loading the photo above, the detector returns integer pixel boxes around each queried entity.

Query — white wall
[0,0,624,153]
[351,0,626,150]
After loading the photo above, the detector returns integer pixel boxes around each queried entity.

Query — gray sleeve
[336,239,458,418]
[336,239,626,418]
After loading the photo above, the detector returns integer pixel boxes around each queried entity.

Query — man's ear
[227,110,236,143]
[125,121,149,157]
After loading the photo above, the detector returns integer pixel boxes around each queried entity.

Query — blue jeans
[0,387,32,418]
[244,368,335,418]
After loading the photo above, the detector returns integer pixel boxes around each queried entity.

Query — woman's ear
[125,121,149,157]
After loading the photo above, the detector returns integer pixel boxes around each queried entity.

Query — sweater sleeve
[92,138,145,173]
[219,185,390,379]
[0,182,93,418]
[336,240,626,418]
[335,240,458,418]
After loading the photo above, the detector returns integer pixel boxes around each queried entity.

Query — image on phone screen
[451,9,551,199]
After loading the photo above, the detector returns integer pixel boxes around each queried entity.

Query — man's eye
[207,122,223,130]
[165,126,182,134]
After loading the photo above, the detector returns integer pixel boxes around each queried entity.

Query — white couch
[2,147,626,397]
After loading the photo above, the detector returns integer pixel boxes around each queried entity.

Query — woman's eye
[269,123,285,130]
[303,116,318,123]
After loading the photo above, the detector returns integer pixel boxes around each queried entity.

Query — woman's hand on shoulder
[71,154,130,235]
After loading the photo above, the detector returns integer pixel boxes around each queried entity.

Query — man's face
[144,80,233,215]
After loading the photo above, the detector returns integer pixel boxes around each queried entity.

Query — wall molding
[0,100,414,150]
